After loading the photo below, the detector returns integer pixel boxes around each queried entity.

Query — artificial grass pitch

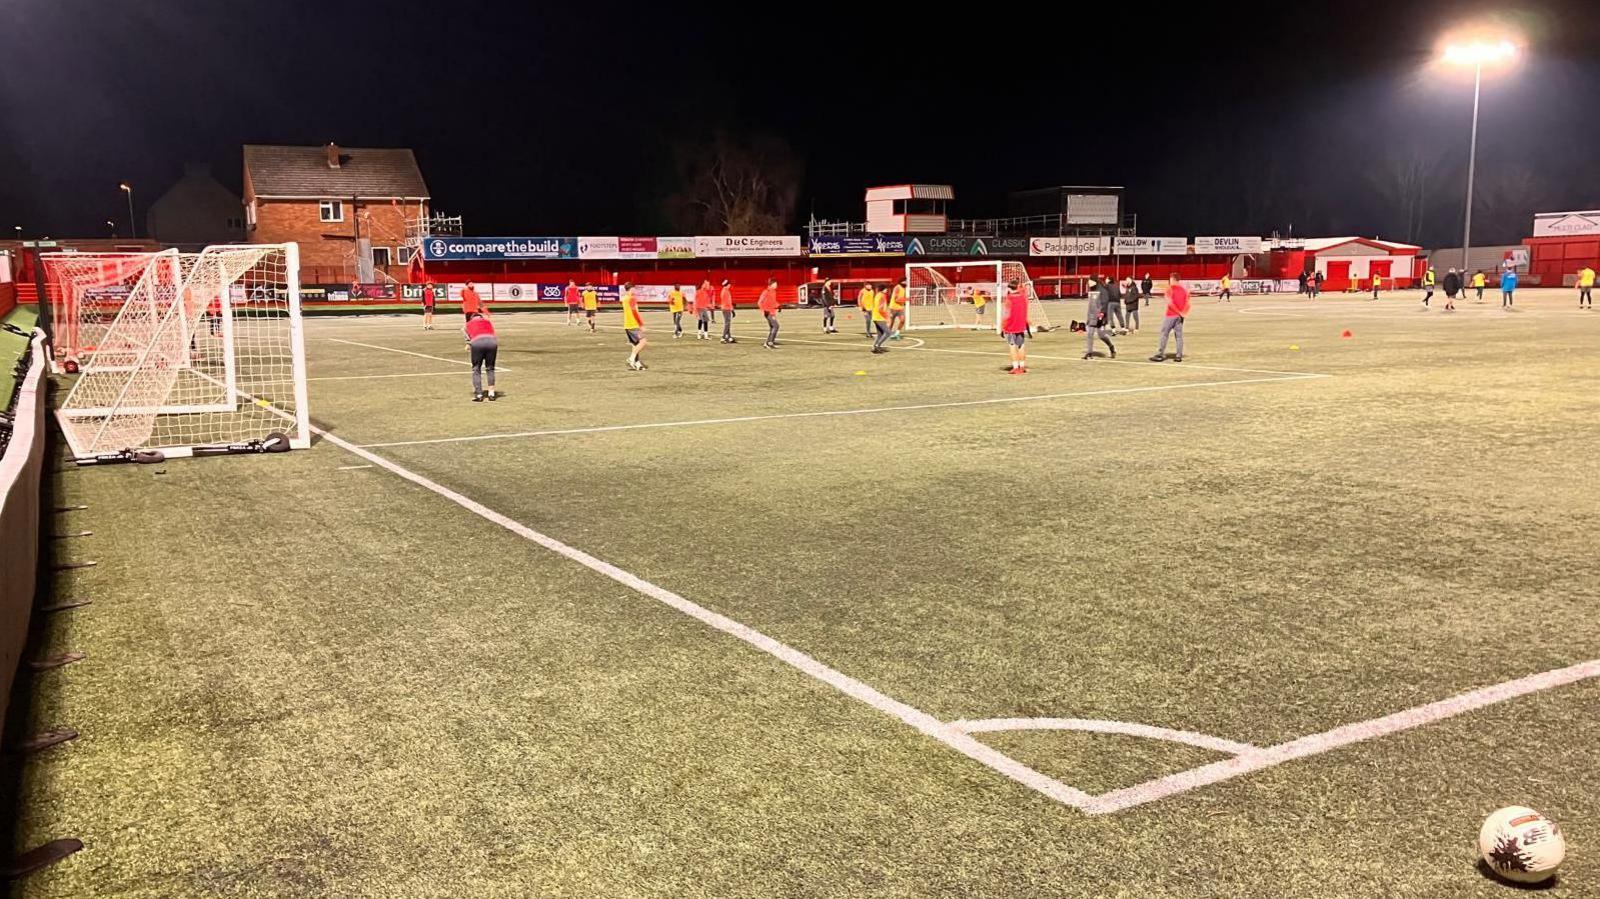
[14,290,1600,897]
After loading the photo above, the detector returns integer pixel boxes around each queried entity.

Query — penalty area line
[357,373,1324,449]
[310,424,1099,812]
[323,337,513,371]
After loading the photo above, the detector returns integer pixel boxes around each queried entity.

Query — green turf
[15,290,1600,897]
[2,306,39,401]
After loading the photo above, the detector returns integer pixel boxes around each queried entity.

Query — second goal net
[41,252,166,371]
[904,261,1052,332]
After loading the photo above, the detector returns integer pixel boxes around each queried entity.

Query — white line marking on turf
[1085,657,1600,815]
[309,370,469,382]
[948,718,1258,756]
[311,426,1100,812]
[335,464,373,470]
[356,374,1324,449]
[324,337,513,371]
[904,344,1331,378]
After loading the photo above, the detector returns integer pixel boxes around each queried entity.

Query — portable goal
[56,244,311,460]
[41,252,166,371]
[904,260,1052,332]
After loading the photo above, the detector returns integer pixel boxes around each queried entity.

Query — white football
[1479,806,1566,884]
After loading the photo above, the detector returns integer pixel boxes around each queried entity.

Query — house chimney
[325,142,341,169]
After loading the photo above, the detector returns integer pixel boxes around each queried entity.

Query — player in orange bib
[621,282,648,371]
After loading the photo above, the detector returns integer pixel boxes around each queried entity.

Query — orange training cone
[1341,329,1353,338]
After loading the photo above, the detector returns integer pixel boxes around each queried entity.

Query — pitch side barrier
[0,330,49,726]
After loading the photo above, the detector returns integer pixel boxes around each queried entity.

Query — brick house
[243,143,429,285]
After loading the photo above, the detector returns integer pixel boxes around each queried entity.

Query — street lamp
[118,182,136,238]
[11,225,20,240]
[1441,38,1517,272]
[106,219,118,237]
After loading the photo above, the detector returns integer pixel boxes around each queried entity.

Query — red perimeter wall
[405,254,1246,305]
[1526,235,1600,287]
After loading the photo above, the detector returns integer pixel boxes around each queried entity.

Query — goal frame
[903,260,1039,332]
[55,243,311,460]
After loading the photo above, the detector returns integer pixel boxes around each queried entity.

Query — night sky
[2,0,1597,247]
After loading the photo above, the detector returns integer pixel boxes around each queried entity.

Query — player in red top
[1001,279,1030,374]
[563,279,580,327]
[460,282,483,320]
[421,279,437,330]
[758,279,781,349]
[694,279,714,340]
[464,312,499,401]
[1150,273,1189,362]
[718,280,737,344]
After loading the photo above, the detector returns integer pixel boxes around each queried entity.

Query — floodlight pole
[1460,62,1482,273]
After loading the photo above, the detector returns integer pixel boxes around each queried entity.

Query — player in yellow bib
[667,285,686,338]
[1370,273,1382,300]
[621,283,648,371]
[1579,266,1596,309]
[1218,275,1232,302]
[581,284,599,332]
[857,283,877,337]
[870,284,892,353]
[972,288,989,326]
[1471,270,1487,302]
[889,281,907,338]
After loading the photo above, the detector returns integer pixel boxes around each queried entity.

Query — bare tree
[663,131,802,235]
[1366,140,1446,245]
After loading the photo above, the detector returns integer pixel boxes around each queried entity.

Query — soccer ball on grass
[1478,806,1565,885]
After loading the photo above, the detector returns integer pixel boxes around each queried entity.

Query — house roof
[244,144,429,199]
[1300,236,1420,253]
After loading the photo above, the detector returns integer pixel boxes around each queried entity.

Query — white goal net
[56,244,311,460]
[904,260,1051,331]
[41,252,163,371]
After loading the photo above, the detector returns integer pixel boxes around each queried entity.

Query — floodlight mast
[1442,39,1516,272]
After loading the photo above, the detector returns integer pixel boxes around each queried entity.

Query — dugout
[1525,210,1600,287]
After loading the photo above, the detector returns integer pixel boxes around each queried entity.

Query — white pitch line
[311,425,1099,812]
[335,464,373,471]
[309,370,469,382]
[903,344,1330,378]
[1084,657,1600,815]
[949,718,1258,756]
[324,337,513,371]
[356,373,1324,449]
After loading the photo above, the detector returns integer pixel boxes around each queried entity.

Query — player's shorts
[585,308,597,318]
[422,302,435,311]
[566,303,579,312]
[625,328,642,346]
[1004,331,1027,347]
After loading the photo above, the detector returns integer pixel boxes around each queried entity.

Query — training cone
[1289,344,1300,351]
[1341,329,1353,338]
[853,370,867,376]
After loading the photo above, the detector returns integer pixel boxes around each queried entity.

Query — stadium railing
[0,329,48,728]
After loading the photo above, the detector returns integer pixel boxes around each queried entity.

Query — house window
[319,200,344,223]
[396,246,413,265]
[372,246,392,267]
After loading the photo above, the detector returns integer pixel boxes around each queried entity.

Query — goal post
[903,260,1050,332]
[56,243,311,460]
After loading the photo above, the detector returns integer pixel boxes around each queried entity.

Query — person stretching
[694,279,714,340]
[465,312,498,401]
